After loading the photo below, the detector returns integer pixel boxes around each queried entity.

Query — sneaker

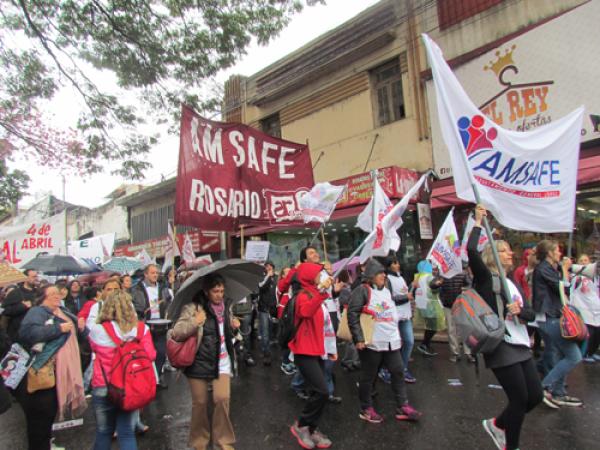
[417,344,437,357]
[542,390,560,409]
[328,395,342,404]
[551,395,583,407]
[359,406,384,424]
[583,356,595,363]
[404,370,417,384]
[281,362,296,375]
[310,430,332,449]
[592,354,600,362]
[295,390,310,401]
[378,368,391,384]
[395,403,422,421]
[466,355,477,364]
[290,421,315,449]
[50,439,65,450]
[482,418,506,450]
[449,355,459,363]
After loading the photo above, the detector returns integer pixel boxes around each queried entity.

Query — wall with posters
[426,1,600,179]
[0,213,66,267]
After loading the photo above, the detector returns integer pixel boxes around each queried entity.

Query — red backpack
[100,322,156,411]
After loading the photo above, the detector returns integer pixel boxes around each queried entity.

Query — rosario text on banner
[176,105,314,231]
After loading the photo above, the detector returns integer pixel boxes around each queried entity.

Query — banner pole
[309,222,325,246]
[567,232,574,259]
[332,230,376,279]
[371,169,379,232]
[240,225,245,259]
[321,227,328,261]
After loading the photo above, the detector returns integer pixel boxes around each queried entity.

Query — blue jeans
[92,390,137,450]
[539,318,582,396]
[292,370,306,392]
[258,311,271,355]
[398,319,414,370]
[323,359,334,396]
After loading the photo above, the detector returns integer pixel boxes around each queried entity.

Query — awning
[430,153,600,209]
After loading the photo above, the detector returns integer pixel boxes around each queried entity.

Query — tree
[0,159,30,215]
[0,0,322,179]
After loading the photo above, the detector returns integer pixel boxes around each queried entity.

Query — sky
[13,0,380,210]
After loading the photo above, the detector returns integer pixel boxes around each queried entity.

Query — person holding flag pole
[421,32,585,450]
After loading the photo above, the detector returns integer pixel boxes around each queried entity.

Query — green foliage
[0,159,30,215]
[0,0,322,180]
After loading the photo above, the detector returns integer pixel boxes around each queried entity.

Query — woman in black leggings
[468,205,543,450]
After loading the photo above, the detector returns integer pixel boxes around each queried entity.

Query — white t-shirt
[364,286,401,352]
[217,321,232,375]
[388,273,411,320]
[144,283,160,319]
[321,271,339,314]
[504,279,531,347]
[322,304,337,357]
[570,275,600,327]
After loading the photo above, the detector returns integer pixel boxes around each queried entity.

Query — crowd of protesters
[1,205,599,450]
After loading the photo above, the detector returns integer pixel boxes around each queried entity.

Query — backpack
[451,288,505,355]
[277,290,306,348]
[100,322,156,411]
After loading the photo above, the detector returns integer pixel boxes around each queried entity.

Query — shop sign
[114,230,220,258]
[427,1,600,178]
[417,203,433,239]
[333,166,421,209]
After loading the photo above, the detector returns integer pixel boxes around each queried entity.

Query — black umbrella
[21,254,97,276]
[168,259,265,322]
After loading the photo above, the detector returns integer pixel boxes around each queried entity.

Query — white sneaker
[482,418,506,450]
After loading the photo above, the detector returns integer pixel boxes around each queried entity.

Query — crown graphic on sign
[484,45,517,77]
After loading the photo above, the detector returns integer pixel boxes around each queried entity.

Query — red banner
[175,105,314,231]
[114,231,220,258]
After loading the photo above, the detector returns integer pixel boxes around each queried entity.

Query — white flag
[423,34,584,232]
[136,249,154,266]
[162,223,180,272]
[360,173,428,263]
[427,209,462,279]
[182,232,195,265]
[299,182,345,223]
[459,214,492,263]
[356,178,400,251]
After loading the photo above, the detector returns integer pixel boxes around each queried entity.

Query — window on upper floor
[260,113,281,138]
[371,58,405,127]
[437,0,503,30]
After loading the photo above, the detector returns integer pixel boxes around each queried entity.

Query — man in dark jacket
[1,269,38,342]
[257,261,278,366]
[437,269,474,362]
[131,263,171,386]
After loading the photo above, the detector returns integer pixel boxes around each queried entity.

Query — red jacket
[288,263,328,357]
[512,249,533,301]
[78,300,97,321]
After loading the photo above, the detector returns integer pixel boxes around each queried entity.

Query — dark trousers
[329,312,339,334]
[151,328,167,375]
[16,383,58,450]
[423,329,436,347]
[585,324,600,357]
[295,354,328,432]
[358,348,407,409]
[492,358,543,450]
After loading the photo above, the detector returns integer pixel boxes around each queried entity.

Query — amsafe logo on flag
[262,188,309,224]
[458,114,561,199]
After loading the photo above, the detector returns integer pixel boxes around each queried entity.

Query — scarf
[54,308,87,421]
[210,301,225,324]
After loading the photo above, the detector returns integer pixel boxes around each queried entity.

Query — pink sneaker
[359,406,384,423]
[395,403,422,421]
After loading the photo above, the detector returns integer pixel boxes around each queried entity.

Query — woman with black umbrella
[170,273,240,450]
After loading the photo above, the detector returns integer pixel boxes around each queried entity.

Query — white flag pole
[371,169,379,232]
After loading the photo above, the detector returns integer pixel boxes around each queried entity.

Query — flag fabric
[356,178,400,251]
[423,33,584,233]
[427,209,462,278]
[136,249,154,266]
[182,233,195,265]
[459,214,492,262]
[299,182,346,223]
[360,173,428,263]
[162,223,180,272]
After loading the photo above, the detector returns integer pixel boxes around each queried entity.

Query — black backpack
[277,290,306,348]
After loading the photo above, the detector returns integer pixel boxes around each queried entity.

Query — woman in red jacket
[289,262,333,450]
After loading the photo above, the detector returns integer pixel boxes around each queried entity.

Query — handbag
[166,305,203,369]
[337,308,374,345]
[559,281,589,341]
[27,357,55,393]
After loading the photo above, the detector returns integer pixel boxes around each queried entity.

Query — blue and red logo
[456,114,560,198]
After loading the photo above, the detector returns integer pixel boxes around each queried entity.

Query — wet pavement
[1,341,599,450]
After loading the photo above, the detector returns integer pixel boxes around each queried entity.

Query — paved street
[1,343,599,450]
